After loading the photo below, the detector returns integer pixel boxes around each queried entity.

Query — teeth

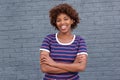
[61,26,66,29]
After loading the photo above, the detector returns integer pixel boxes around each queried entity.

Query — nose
[61,20,65,25]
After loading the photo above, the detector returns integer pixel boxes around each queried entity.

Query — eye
[64,18,68,21]
[56,19,61,22]
[64,16,71,21]
[64,17,68,19]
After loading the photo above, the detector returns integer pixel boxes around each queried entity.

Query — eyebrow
[57,16,69,19]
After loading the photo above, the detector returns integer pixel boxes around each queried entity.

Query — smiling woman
[40,3,88,80]
[56,13,73,34]
[49,3,79,30]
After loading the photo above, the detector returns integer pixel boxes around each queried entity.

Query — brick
[0,0,120,80]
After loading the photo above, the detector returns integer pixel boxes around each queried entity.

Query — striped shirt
[40,33,87,80]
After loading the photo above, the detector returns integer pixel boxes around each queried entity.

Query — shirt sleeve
[40,35,51,53]
[77,36,88,56]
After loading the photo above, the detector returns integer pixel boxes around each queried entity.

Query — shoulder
[75,35,86,44]
[46,34,55,37]
[76,35,85,41]
[44,33,55,40]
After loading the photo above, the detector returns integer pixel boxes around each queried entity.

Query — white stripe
[56,33,76,45]
[77,52,88,56]
[40,48,50,52]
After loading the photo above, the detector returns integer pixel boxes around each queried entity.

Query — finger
[40,57,45,61]
[40,55,48,60]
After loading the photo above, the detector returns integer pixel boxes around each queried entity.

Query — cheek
[70,20,74,25]
[55,23,60,30]
[56,22,61,27]
[56,22,60,26]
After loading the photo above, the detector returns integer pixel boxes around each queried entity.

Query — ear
[71,19,74,24]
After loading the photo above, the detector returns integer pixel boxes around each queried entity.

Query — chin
[60,31,69,34]
[59,29,70,33]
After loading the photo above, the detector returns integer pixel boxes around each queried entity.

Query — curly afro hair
[49,3,80,30]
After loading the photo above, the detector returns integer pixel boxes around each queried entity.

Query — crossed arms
[40,51,88,74]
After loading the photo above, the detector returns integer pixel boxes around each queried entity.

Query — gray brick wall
[0,0,120,80]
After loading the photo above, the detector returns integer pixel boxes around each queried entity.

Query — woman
[40,3,88,80]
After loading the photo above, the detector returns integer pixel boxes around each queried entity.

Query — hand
[40,54,56,66]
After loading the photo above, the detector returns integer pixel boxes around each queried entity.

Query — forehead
[57,13,70,19]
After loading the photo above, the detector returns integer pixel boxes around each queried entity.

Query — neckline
[56,33,76,45]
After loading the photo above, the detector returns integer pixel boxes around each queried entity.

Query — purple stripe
[51,49,77,53]
[50,53,76,57]
[51,57,75,60]
[80,46,86,48]
[45,73,78,79]
[51,46,77,50]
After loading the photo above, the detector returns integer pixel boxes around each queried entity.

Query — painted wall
[0,0,120,80]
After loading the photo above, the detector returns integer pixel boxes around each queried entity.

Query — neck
[57,32,74,39]
[58,32,72,36]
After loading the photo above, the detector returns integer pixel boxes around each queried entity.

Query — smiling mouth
[61,25,67,29]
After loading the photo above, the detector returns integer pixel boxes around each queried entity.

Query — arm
[41,54,88,72]
[40,51,68,74]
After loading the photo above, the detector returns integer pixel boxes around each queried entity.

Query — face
[56,13,73,33]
